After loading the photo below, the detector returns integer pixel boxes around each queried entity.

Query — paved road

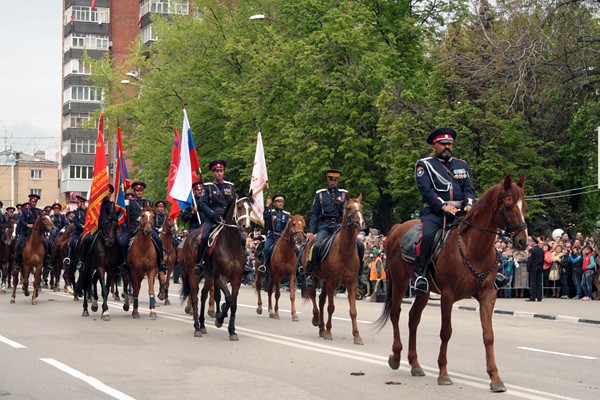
[1,282,598,399]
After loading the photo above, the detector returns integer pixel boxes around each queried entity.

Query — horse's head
[234,195,253,234]
[162,215,178,235]
[103,208,119,247]
[496,175,528,250]
[139,207,155,236]
[1,224,11,245]
[289,215,306,245]
[344,194,366,231]
[40,214,57,234]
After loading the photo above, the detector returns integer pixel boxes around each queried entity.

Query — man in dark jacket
[527,236,545,301]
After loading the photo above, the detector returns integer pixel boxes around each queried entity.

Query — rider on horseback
[181,181,204,232]
[259,193,293,275]
[414,127,509,294]
[304,169,365,287]
[15,194,44,271]
[65,195,87,270]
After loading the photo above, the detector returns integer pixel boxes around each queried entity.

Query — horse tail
[374,274,393,332]
[180,270,191,304]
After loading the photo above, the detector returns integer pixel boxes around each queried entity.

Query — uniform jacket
[415,156,475,214]
[200,180,236,222]
[308,187,348,234]
[263,207,290,238]
[18,206,42,237]
[51,213,68,231]
[72,208,87,236]
[154,212,167,232]
[182,195,203,230]
[125,198,150,234]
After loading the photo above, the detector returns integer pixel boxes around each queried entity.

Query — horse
[158,216,178,305]
[80,206,122,320]
[377,175,528,392]
[49,224,74,293]
[301,195,366,344]
[180,195,253,340]
[0,222,14,294]
[255,214,306,320]
[122,206,164,319]
[11,215,56,304]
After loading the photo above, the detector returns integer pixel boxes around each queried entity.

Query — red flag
[167,126,182,220]
[82,113,110,238]
[91,0,97,10]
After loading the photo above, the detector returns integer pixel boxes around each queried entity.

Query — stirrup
[297,266,304,275]
[494,273,510,288]
[194,263,204,276]
[413,276,429,295]
[76,261,85,271]
[63,257,71,265]
[305,275,314,287]
[257,265,267,274]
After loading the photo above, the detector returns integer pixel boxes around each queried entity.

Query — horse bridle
[280,220,306,245]
[345,208,363,229]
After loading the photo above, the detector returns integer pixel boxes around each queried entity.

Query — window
[31,170,42,180]
[141,25,157,43]
[140,0,189,16]
[30,189,42,197]
[64,33,109,52]
[70,139,96,154]
[63,59,91,76]
[65,6,110,24]
[63,113,94,128]
[68,165,94,180]
[64,86,103,103]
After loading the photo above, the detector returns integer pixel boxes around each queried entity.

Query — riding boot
[413,255,429,295]
[64,246,72,266]
[495,272,510,288]
[305,259,315,287]
[194,239,207,276]
[75,246,85,271]
[44,253,53,273]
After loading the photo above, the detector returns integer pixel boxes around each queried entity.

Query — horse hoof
[215,320,223,328]
[200,327,207,334]
[256,308,262,315]
[269,313,279,320]
[73,296,79,301]
[353,337,364,345]
[437,376,453,385]
[208,310,216,318]
[388,356,400,370]
[32,299,37,305]
[194,330,203,338]
[10,298,15,304]
[490,381,507,392]
[164,298,171,306]
[291,315,299,322]
[411,367,425,377]
[229,334,239,341]
[91,304,98,313]
[82,310,89,317]
[123,303,129,312]
[102,313,111,321]
[149,311,157,319]
[312,317,319,327]
[323,333,332,340]
[132,311,140,319]
[184,306,192,315]
[157,292,165,301]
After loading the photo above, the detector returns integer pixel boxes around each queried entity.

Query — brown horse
[11,215,56,304]
[301,195,366,344]
[158,216,178,305]
[0,222,15,294]
[179,240,216,318]
[122,206,163,319]
[180,195,253,340]
[50,224,74,293]
[377,175,528,392]
[255,214,305,320]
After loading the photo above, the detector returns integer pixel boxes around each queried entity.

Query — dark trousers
[416,217,443,259]
[528,267,543,300]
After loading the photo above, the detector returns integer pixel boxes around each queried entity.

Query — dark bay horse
[50,224,74,293]
[11,215,56,304]
[80,206,122,320]
[180,195,253,340]
[123,206,163,319]
[1,221,17,293]
[158,216,178,305]
[301,195,366,344]
[255,214,305,321]
[377,175,528,392]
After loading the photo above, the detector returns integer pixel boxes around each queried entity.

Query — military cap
[66,211,74,217]
[28,194,41,201]
[273,193,286,202]
[192,181,203,190]
[75,195,87,202]
[125,192,135,199]
[325,169,342,177]
[43,205,52,211]
[6,206,15,212]
[209,159,227,171]
[108,183,114,193]
[155,200,166,207]
[131,181,146,190]
[0,201,3,207]
[52,203,62,210]
[427,127,457,144]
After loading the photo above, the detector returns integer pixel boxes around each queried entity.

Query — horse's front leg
[214,277,232,329]
[346,283,363,345]
[198,279,210,335]
[316,285,327,337]
[227,280,241,341]
[147,267,157,319]
[407,290,429,377]
[289,274,298,322]
[323,283,336,340]
[436,296,454,385]
[99,270,111,321]
[10,266,20,303]
[32,263,43,305]
[477,288,506,392]
[208,284,216,318]
[255,269,263,315]
[268,276,277,319]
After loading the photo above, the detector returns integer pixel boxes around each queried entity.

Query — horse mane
[458,183,502,234]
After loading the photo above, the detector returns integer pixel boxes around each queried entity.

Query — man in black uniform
[117,181,168,274]
[153,200,168,233]
[0,201,8,226]
[15,194,44,271]
[195,160,240,275]
[181,181,204,232]
[66,195,87,269]
[259,193,291,274]
[304,169,365,287]
[49,203,68,245]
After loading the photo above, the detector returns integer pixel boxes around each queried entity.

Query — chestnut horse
[80,206,122,320]
[158,216,178,305]
[301,195,366,344]
[255,214,305,320]
[11,214,56,304]
[180,195,253,340]
[377,175,528,392]
[122,206,163,319]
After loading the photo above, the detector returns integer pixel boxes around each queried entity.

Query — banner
[249,131,268,226]
[166,126,182,220]
[82,113,110,238]
[113,127,129,226]
[169,109,201,212]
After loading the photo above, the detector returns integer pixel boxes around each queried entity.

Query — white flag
[250,132,268,226]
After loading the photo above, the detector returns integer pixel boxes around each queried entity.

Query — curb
[401,299,600,326]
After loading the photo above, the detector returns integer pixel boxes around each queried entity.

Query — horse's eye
[505,205,513,212]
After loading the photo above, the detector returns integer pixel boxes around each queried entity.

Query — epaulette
[339,189,348,193]
[223,180,234,185]
[452,157,466,163]
[418,157,433,162]
[282,210,290,215]
[204,182,215,186]
[316,188,327,194]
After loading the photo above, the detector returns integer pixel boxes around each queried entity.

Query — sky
[0,1,62,161]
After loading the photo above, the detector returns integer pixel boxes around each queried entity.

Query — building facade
[60,0,189,204]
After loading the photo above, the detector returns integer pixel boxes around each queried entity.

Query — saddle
[400,224,449,267]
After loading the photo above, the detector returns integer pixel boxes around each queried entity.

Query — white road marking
[40,358,135,400]
[0,334,26,349]
[236,302,374,324]
[518,346,598,360]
